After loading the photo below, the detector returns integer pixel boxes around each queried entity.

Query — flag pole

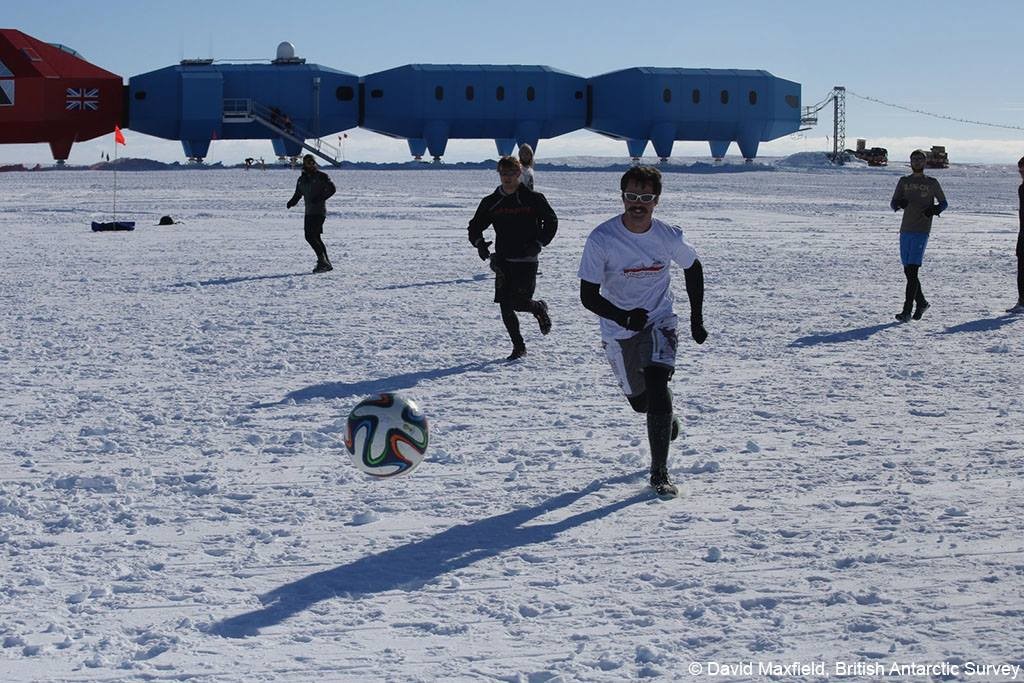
[112,130,118,223]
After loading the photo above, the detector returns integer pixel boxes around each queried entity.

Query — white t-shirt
[578,215,699,340]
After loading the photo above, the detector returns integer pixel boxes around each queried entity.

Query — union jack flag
[66,87,99,112]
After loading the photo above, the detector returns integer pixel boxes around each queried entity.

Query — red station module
[0,28,123,162]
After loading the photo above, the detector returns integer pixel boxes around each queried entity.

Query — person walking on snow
[890,149,948,322]
[287,154,336,273]
[518,143,536,191]
[578,166,706,498]
[1007,156,1024,314]
[467,155,558,360]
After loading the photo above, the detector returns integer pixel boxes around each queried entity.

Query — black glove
[691,318,707,344]
[924,205,943,217]
[286,200,297,209]
[619,308,648,331]
[474,239,492,261]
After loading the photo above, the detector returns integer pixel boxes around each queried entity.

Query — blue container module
[587,67,802,161]
[127,44,358,162]
[360,64,587,160]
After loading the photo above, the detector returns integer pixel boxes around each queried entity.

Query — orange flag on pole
[114,125,126,145]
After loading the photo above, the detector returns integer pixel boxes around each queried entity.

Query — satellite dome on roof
[273,42,304,64]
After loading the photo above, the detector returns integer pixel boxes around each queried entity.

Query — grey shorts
[602,314,678,397]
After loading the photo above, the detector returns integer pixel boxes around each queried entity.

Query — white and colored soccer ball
[344,393,429,478]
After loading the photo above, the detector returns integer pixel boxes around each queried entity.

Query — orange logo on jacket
[492,206,535,216]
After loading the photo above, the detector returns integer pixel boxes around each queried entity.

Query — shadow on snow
[210,473,648,638]
[251,361,500,407]
[788,322,898,347]
[377,273,489,290]
[170,272,308,288]
[935,314,1021,335]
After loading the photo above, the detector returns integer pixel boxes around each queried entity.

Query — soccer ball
[344,393,429,478]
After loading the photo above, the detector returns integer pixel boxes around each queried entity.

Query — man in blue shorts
[890,149,948,323]
[1008,156,1024,314]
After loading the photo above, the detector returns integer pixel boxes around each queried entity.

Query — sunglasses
[498,170,520,177]
[622,192,658,203]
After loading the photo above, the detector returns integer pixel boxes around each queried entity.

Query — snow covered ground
[1,162,1023,682]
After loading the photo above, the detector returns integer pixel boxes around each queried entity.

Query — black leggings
[305,232,327,261]
[1017,233,1023,301]
[903,264,926,310]
[304,215,328,262]
[626,365,673,416]
[500,300,540,347]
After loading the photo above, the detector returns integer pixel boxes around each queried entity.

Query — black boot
[647,412,677,497]
[532,300,551,335]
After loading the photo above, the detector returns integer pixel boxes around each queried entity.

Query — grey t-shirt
[891,174,946,233]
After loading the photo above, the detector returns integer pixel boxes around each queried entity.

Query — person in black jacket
[287,154,337,273]
[468,156,558,360]
[1009,156,1024,314]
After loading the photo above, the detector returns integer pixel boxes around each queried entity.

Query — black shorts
[304,214,325,236]
[493,259,537,304]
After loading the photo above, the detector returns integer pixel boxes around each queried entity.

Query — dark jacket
[1018,184,1023,231]
[467,185,558,259]
[289,169,336,216]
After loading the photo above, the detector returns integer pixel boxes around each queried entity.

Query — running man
[468,156,558,360]
[890,149,948,322]
[286,154,336,273]
[578,166,706,497]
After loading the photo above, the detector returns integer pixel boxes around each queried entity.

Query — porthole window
[335,86,354,101]
[465,85,474,101]
[574,90,583,100]
[370,89,383,98]
[526,86,535,102]
[692,89,701,104]
[134,91,147,101]
[496,86,505,101]
[435,86,444,101]
[720,90,729,104]
[663,88,672,103]
[748,90,757,105]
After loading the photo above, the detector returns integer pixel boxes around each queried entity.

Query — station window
[466,85,475,101]
[720,90,729,104]
[748,90,757,105]
[496,86,505,101]
[785,95,799,108]
[663,88,672,103]
[435,86,444,101]
[336,86,354,101]
[692,89,701,104]
[526,86,535,102]
[574,90,583,100]
[134,91,147,101]
[370,89,383,99]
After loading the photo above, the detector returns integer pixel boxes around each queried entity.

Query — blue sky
[4,0,1024,164]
